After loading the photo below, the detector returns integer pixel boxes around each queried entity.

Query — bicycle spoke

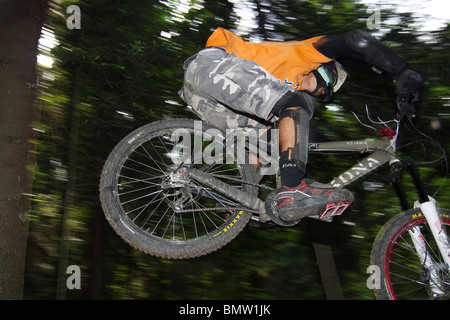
[148,206,171,235]
[118,174,165,187]
[384,216,450,299]
[121,189,162,206]
[118,183,159,197]
[394,285,429,298]
[188,195,226,230]
[137,143,169,173]
[100,120,258,259]
[124,156,165,174]
[106,123,254,251]
[130,193,164,223]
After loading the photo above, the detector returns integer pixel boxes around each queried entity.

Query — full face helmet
[310,61,347,102]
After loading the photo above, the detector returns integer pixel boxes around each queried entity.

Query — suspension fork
[391,157,450,296]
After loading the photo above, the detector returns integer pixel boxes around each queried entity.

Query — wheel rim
[384,216,450,299]
[112,127,251,242]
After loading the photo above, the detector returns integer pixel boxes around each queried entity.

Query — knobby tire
[99,119,257,259]
[371,208,450,300]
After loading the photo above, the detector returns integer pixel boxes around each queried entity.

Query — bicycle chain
[176,206,261,214]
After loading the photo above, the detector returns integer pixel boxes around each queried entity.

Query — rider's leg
[272,91,354,221]
[278,108,307,187]
[181,49,353,221]
[272,91,313,187]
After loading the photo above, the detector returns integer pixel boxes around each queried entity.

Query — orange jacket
[206,27,332,90]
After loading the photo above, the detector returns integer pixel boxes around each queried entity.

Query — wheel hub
[160,166,200,211]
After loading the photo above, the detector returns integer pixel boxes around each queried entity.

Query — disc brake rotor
[160,167,201,211]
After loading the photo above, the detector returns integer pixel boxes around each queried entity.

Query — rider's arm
[313,30,422,98]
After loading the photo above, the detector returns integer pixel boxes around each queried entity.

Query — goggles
[310,62,347,102]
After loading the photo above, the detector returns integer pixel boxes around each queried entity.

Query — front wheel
[99,119,257,259]
[370,208,450,300]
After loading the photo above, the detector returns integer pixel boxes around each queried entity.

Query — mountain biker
[179,27,422,222]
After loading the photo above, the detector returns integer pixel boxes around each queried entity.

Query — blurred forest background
[2,0,449,300]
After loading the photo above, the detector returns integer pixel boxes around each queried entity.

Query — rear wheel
[371,208,450,299]
[100,119,257,259]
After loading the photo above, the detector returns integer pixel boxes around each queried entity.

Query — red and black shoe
[275,179,354,221]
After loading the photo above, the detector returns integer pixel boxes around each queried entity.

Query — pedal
[319,201,351,218]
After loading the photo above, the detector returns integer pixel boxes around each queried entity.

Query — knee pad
[344,29,406,75]
[272,91,314,118]
[278,107,310,174]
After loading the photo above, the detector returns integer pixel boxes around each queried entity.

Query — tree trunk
[0,0,47,299]
[56,66,81,300]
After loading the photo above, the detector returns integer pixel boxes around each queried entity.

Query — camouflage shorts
[179,48,291,131]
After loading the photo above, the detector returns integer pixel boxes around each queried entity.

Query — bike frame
[311,134,450,291]
[308,136,394,187]
[187,121,450,291]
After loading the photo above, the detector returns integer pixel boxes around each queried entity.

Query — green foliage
[26,0,449,300]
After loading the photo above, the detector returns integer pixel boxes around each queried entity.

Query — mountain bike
[99,101,449,300]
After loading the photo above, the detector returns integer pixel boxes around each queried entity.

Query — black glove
[395,68,422,98]
[396,94,419,119]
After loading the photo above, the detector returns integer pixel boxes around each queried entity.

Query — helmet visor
[317,66,335,89]
[311,67,334,102]
[312,62,348,102]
